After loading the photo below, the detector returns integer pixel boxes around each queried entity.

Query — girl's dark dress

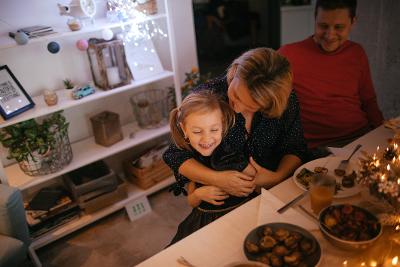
[168,141,257,246]
[165,76,308,245]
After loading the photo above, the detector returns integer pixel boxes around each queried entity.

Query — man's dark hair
[315,0,357,19]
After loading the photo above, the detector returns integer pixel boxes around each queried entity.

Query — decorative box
[63,161,118,200]
[90,111,123,147]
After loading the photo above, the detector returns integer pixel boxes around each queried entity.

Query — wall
[350,0,400,119]
[0,0,198,166]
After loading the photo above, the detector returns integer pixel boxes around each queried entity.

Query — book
[18,25,53,35]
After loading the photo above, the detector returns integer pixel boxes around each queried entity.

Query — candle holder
[87,38,132,90]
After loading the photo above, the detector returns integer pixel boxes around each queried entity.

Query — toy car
[72,85,95,100]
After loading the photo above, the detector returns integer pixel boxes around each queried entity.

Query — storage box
[123,159,172,189]
[63,161,118,200]
[79,182,128,213]
[90,111,123,147]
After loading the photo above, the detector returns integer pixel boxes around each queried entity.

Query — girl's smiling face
[180,109,223,156]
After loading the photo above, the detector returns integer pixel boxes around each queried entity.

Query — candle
[106,67,121,86]
[392,256,398,266]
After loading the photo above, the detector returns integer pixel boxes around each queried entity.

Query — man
[279,0,383,153]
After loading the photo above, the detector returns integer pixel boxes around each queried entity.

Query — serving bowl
[318,204,382,250]
[224,261,269,267]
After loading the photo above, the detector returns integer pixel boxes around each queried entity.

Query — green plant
[63,78,75,89]
[0,111,69,162]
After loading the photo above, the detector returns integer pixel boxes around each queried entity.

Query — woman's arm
[250,155,301,189]
[180,159,256,197]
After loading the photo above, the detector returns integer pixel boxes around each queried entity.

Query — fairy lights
[358,139,400,205]
[106,0,167,43]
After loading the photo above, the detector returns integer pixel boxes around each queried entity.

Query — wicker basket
[123,159,172,189]
[135,0,158,15]
[18,131,73,176]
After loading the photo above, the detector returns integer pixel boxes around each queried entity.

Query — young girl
[167,90,257,245]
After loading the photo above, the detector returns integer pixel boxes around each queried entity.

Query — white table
[136,125,397,267]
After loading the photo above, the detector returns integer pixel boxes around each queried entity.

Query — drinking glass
[309,173,336,214]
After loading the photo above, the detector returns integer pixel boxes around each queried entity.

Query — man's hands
[213,170,256,197]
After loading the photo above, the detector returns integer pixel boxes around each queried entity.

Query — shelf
[31,176,175,250]
[0,14,167,50]
[0,70,173,128]
[5,122,170,190]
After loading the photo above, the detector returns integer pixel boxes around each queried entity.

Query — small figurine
[72,85,95,99]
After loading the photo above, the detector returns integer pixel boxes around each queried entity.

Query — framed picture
[124,195,152,222]
[0,65,35,120]
[124,38,164,80]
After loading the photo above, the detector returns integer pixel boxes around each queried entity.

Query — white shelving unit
[0,14,166,50]
[0,1,182,266]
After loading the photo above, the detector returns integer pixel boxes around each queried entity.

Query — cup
[43,89,58,106]
[309,173,336,214]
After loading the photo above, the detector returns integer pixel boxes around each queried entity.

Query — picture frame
[124,37,164,80]
[124,195,152,222]
[0,65,35,120]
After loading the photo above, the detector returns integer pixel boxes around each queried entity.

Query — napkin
[327,147,351,157]
[257,189,318,230]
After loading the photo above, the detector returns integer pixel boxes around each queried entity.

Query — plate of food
[293,157,361,198]
[244,223,321,267]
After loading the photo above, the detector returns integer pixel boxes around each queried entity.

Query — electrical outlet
[125,195,152,221]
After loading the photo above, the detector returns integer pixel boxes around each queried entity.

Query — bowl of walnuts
[318,204,382,250]
[243,223,321,266]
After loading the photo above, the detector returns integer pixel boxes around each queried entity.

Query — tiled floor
[33,188,191,267]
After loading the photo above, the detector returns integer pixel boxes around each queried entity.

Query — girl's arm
[187,182,229,208]
[187,182,201,207]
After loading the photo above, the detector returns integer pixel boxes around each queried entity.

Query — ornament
[102,28,113,41]
[67,18,82,31]
[15,32,29,45]
[47,41,60,54]
[76,39,88,51]
[43,90,58,106]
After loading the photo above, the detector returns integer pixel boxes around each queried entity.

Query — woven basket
[18,131,73,176]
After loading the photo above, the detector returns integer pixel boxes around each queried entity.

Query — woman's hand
[249,157,281,189]
[214,170,255,197]
[194,186,229,205]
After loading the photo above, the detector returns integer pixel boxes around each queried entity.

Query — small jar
[43,90,58,106]
[67,18,82,31]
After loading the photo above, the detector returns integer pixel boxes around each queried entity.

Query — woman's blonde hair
[227,47,293,118]
[169,90,235,151]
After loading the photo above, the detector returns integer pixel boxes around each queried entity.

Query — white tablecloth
[136,125,397,267]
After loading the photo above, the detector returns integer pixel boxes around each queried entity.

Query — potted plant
[0,111,71,175]
[63,78,75,89]
[63,78,76,99]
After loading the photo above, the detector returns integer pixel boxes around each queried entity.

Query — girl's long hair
[169,90,235,151]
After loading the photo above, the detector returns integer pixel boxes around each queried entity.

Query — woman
[164,47,308,197]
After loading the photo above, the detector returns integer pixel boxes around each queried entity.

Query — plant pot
[18,128,73,176]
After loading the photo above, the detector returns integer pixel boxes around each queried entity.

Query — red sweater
[279,37,383,148]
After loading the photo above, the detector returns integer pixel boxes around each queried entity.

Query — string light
[107,0,168,43]
[393,256,399,266]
